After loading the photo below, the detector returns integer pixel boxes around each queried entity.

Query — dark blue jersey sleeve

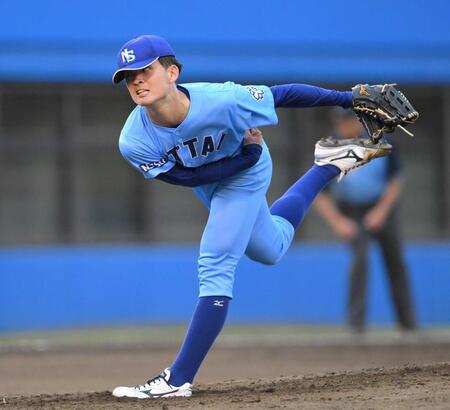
[270,84,352,108]
[155,144,263,187]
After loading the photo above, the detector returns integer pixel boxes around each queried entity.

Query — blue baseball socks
[270,164,339,229]
[169,296,230,387]
[168,165,338,386]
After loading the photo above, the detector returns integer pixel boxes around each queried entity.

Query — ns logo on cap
[121,48,136,64]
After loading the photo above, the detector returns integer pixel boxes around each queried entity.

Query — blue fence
[1,0,450,83]
[1,243,449,332]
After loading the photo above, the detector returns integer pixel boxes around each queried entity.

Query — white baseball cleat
[314,136,392,181]
[112,368,192,399]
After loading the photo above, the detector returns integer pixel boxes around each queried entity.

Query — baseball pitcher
[110,35,418,399]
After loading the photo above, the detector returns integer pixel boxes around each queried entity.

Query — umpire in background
[315,108,416,333]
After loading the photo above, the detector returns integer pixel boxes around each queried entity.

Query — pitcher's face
[125,60,174,106]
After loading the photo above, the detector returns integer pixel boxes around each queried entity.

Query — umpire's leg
[347,224,370,332]
[375,209,416,330]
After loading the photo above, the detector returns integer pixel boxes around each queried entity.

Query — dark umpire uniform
[315,106,417,332]
[329,140,416,332]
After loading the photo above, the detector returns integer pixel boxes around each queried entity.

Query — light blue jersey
[119,82,278,179]
[118,81,294,299]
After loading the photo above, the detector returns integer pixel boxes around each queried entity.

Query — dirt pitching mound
[3,362,449,409]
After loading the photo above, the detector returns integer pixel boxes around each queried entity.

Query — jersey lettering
[182,137,199,158]
[164,133,228,164]
[139,157,168,173]
[201,135,215,156]
[167,146,182,162]
[217,133,226,150]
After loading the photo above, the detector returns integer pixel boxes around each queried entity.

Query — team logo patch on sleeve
[246,86,265,101]
[139,157,167,173]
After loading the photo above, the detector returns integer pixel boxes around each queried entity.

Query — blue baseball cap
[112,35,175,84]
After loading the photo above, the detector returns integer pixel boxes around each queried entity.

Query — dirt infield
[3,363,449,409]
[1,327,450,408]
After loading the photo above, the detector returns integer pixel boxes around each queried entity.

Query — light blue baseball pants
[193,144,295,298]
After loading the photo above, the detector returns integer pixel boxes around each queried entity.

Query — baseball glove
[352,84,419,141]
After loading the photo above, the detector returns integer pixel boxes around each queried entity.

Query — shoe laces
[135,372,169,390]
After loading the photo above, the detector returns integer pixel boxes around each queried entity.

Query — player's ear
[167,64,180,84]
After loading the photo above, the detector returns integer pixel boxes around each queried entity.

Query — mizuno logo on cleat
[213,300,224,307]
[331,149,363,162]
[144,389,179,398]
